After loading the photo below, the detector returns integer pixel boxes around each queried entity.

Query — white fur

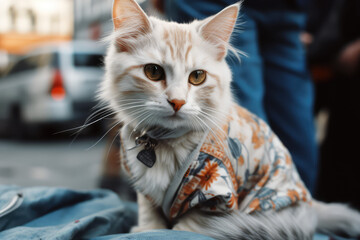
[100,0,360,239]
[131,193,167,232]
[173,202,317,240]
[313,200,360,237]
[121,125,204,205]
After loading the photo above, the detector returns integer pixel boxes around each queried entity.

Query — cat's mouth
[166,112,184,120]
[158,112,191,129]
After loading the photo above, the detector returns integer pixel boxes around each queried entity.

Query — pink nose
[168,99,186,112]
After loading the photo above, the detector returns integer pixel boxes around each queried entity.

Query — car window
[73,53,103,68]
[37,53,59,68]
[8,57,35,75]
[6,53,59,76]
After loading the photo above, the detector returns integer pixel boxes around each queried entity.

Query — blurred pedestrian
[161,0,318,193]
[307,0,360,209]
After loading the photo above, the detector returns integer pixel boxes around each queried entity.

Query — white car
[0,41,106,137]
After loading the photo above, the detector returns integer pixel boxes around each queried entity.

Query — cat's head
[100,0,240,132]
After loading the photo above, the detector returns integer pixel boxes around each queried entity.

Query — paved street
[0,137,106,190]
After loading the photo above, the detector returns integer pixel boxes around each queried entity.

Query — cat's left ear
[112,0,151,52]
[199,2,240,60]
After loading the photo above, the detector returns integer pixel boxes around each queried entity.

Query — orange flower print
[287,189,300,202]
[273,169,280,177]
[184,167,190,178]
[198,161,220,191]
[256,175,269,188]
[226,193,238,209]
[296,182,309,202]
[238,155,245,165]
[285,154,292,165]
[258,164,270,176]
[248,198,261,211]
[252,130,264,149]
[182,178,200,197]
[170,202,181,218]
[237,175,243,186]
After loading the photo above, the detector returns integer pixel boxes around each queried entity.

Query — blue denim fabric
[92,230,214,240]
[0,185,215,240]
[0,185,347,240]
[0,185,137,239]
[165,0,318,193]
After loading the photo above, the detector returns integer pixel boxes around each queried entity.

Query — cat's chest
[121,128,201,206]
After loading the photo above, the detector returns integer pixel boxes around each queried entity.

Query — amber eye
[189,70,206,85]
[144,64,165,81]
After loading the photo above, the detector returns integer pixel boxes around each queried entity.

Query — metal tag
[137,148,156,168]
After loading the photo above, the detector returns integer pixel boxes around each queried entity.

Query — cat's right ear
[112,0,151,52]
[199,2,240,60]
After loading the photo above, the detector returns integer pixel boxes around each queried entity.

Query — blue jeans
[166,0,318,193]
[0,186,213,240]
[0,186,346,239]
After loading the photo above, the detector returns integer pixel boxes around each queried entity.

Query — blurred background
[0,0,359,208]
[0,0,124,191]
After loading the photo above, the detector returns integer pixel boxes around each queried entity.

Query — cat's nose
[167,99,186,112]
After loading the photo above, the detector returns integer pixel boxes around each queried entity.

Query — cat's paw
[130,223,167,233]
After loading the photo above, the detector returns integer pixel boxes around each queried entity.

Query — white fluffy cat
[99,0,360,239]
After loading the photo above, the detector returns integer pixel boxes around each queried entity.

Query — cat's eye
[189,70,206,85]
[144,64,165,81]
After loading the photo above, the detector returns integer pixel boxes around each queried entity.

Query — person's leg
[260,11,318,193]
[165,0,228,21]
[165,1,267,119]
[230,9,266,120]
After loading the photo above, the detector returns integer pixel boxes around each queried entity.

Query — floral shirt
[168,105,311,220]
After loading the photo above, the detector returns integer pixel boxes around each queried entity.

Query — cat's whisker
[199,113,234,160]
[199,106,229,119]
[200,106,231,119]
[118,107,151,127]
[198,110,227,134]
[56,107,113,136]
[193,115,221,143]
[116,100,145,106]
[198,112,226,137]
[105,110,146,142]
[73,111,114,133]
[113,107,153,140]
[87,101,108,115]
[128,111,154,140]
[117,102,145,108]
[117,98,146,101]
[198,111,225,128]
[82,106,114,125]
[105,130,121,164]
[186,112,208,132]
[65,110,116,147]
[193,116,227,153]
[108,104,149,122]
[109,106,144,116]
[201,105,230,116]
[196,112,229,152]
[127,111,152,128]
[84,106,113,123]
[191,115,208,132]
[86,119,122,151]
[119,104,148,112]
[59,112,114,149]
[139,114,157,131]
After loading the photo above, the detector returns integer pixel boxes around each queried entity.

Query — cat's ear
[199,2,240,60]
[112,0,151,52]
